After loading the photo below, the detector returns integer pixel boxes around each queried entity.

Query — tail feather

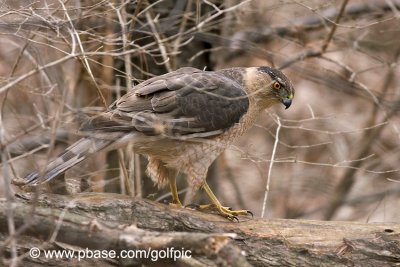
[24,137,113,185]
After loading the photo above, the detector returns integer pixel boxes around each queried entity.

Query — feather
[24,137,114,184]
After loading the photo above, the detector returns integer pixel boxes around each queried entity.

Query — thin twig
[261,116,281,218]
[118,150,128,195]
[110,1,133,90]
[171,0,193,69]
[145,12,172,72]
[58,0,108,108]
[134,153,142,198]
[321,0,350,53]
[0,143,18,266]
[323,46,400,220]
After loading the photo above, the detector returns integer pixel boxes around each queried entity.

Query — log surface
[1,193,399,266]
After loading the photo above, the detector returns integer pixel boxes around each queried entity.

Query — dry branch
[219,0,400,59]
[1,193,399,266]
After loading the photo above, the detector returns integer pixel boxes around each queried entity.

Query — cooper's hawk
[23,66,294,220]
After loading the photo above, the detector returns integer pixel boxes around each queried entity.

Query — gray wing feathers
[134,67,200,96]
[135,80,168,96]
[151,91,177,112]
[24,137,113,184]
[88,67,249,136]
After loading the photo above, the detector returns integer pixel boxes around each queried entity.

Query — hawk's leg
[168,175,183,208]
[201,182,251,220]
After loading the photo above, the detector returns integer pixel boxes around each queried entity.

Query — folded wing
[86,67,250,137]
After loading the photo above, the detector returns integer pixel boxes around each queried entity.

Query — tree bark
[1,192,399,266]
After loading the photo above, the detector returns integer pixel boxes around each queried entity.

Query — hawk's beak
[282,99,292,109]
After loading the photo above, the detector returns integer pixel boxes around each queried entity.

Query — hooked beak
[282,98,292,109]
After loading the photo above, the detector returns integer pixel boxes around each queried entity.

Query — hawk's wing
[23,68,249,185]
[85,67,250,137]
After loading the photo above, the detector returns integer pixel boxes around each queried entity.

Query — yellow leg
[168,175,183,208]
[201,182,251,221]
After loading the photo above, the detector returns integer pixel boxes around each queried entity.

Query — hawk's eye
[273,82,281,90]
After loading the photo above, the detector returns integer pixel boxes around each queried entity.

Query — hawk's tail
[24,137,114,185]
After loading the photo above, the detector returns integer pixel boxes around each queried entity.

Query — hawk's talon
[197,182,253,221]
[186,203,232,211]
[216,205,250,218]
[247,210,254,218]
[185,202,249,221]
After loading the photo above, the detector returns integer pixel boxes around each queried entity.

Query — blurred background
[1,0,400,222]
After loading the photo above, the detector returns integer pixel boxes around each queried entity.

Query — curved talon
[199,182,254,221]
[187,203,248,221]
[210,204,248,221]
[247,210,254,218]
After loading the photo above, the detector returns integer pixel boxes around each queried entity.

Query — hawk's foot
[201,182,253,221]
[187,203,252,221]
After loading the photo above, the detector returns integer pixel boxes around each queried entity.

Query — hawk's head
[245,67,294,110]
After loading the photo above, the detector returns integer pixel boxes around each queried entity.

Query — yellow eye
[273,82,281,90]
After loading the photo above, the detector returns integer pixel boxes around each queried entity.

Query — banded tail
[24,137,114,185]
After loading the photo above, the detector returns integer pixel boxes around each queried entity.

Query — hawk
[23,66,294,220]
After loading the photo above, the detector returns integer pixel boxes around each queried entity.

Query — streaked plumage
[23,66,294,219]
